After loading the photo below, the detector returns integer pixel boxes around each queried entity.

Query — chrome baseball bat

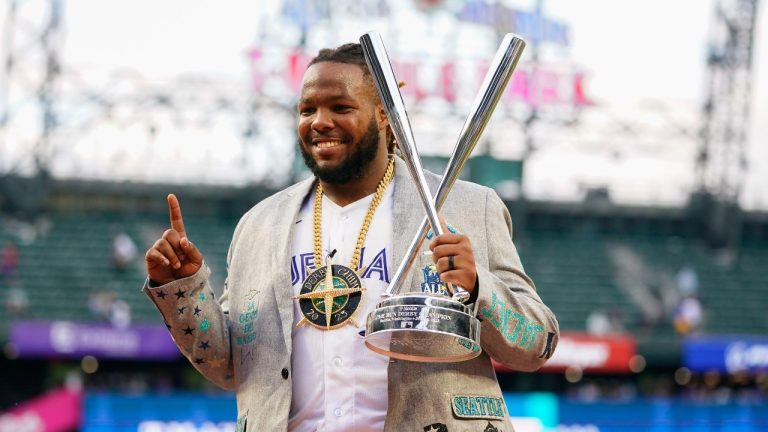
[362,33,526,299]
[360,32,457,295]
[360,32,444,242]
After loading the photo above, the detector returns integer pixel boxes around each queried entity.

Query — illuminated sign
[494,332,637,373]
[81,394,236,432]
[458,1,570,46]
[684,336,768,373]
[0,388,81,432]
[136,421,235,432]
[278,1,569,47]
[10,320,180,360]
[281,0,390,30]
[248,48,589,110]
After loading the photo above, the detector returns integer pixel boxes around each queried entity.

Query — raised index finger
[167,193,187,238]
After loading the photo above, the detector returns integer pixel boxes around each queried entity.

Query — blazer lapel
[271,177,315,350]
[391,157,429,294]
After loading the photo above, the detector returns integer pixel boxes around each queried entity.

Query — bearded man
[143,43,559,432]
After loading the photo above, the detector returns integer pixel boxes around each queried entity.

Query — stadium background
[1,0,767,430]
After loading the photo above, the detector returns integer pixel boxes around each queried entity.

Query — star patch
[174,289,186,299]
[198,341,210,351]
[183,326,194,336]
[423,423,448,432]
[156,290,167,299]
[194,305,202,316]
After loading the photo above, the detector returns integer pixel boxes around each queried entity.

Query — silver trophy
[360,31,526,362]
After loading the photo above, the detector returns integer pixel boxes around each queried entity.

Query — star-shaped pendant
[293,256,366,330]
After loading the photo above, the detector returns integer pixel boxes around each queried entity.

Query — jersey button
[334,408,343,417]
[281,368,289,379]
[333,357,342,367]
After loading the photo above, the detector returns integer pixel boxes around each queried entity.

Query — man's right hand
[145,194,204,286]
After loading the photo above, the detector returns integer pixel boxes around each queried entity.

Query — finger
[436,255,461,274]
[167,194,187,238]
[153,238,182,269]
[429,233,464,249]
[179,237,203,265]
[162,228,181,245]
[439,271,475,295]
[437,270,463,285]
[161,228,185,260]
[145,248,171,268]
[431,242,464,259]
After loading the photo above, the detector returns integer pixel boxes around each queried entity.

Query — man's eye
[299,107,315,116]
[334,105,352,113]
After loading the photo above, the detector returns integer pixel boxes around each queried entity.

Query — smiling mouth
[314,140,342,149]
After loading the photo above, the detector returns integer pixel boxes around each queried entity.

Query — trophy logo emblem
[420,263,449,296]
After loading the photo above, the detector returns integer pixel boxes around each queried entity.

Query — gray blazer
[144,157,559,432]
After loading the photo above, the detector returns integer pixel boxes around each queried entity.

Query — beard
[299,118,380,184]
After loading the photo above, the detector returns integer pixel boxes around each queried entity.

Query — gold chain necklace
[313,156,395,271]
[293,156,395,330]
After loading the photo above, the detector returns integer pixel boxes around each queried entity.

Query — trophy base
[364,293,481,362]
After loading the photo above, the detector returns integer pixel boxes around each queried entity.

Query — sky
[1,0,766,209]
[540,0,767,210]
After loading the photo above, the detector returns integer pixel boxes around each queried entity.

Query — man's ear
[376,104,389,130]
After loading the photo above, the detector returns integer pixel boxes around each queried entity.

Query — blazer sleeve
[473,189,559,371]
[141,210,253,390]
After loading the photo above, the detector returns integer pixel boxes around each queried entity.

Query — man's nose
[312,109,333,132]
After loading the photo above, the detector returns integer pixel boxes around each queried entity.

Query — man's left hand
[429,227,477,295]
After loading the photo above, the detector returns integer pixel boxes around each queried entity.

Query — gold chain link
[313,157,395,271]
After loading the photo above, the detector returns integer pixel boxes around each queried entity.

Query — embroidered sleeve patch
[451,395,506,420]
[480,291,544,351]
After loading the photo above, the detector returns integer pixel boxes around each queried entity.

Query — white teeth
[316,140,341,149]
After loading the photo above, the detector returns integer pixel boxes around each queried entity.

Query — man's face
[297,61,384,184]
